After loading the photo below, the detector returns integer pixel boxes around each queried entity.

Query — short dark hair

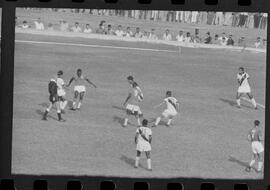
[127,76,133,81]
[77,69,82,72]
[142,119,148,126]
[239,67,244,71]
[254,120,260,126]
[166,91,172,96]
[57,70,63,75]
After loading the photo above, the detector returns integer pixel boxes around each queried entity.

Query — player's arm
[123,93,131,106]
[135,133,139,144]
[85,77,97,88]
[66,77,75,87]
[258,131,264,142]
[148,135,152,144]
[176,101,180,112]
[154,101,165,108]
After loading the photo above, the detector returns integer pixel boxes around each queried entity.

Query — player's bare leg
[56,101,65,122]
[152,116,161,127]
[166,116,173,127]
[247,93,257,109]
[42,102,53,120]
[135,151,141,168]
[77,92,85,110]
[123,110,130,127]
[246,154,257,172]
[257,152,264,173]
[60,97,68,113]
[71,91,79,110]
[236,92,242,108]
[136,113,143,126]
[146,151,152,171]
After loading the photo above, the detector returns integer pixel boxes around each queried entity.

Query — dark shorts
[49,94,58,103]
[58,96,65,101]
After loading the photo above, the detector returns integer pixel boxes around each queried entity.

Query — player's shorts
[57,89,66,97]
[251,141,264,154]
[74,85,86,93]
[238,85,251,93]
[126,104,142,116]
[162,109,178,118]
[49,94,58,103]
[136,141,151,152]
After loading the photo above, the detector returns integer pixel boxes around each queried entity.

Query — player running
[246,120,264,173]
[152,91,179,127]
[67,69,97,110]
[123,76,144,127]
[42,78,65,122]
[236,67,257,109]
[56,70,68,113]
[134,119,152,171]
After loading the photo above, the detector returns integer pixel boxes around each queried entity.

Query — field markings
[241,97,265,109]
[15,39,178,53]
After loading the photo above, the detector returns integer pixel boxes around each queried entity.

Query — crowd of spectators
[16,14,267,49]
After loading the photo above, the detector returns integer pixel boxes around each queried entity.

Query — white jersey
[164,97,178,112]
[56,77,66,96]
[136,126,152,152]
[237,72,250,87]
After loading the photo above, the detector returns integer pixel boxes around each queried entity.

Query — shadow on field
[219,98,253,109]
[112,105,126,111]
[228,156,249,168]
[36,109,58,121]
[113,116,138,127]
[120,155,147,170]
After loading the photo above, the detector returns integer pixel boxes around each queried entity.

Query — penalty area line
[15,39,178,53]
[241,97,265,109]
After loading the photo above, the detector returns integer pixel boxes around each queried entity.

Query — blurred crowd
[16,10,267,49]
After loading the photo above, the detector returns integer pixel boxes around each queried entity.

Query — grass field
[12,30,266,179]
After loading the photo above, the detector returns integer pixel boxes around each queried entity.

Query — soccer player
[123,76,144,127]
[42,78,65,122]
[134,119,152,171]
[67,69,97,110]
[56,70,68,113]
[246,120,264,173]
[236,67,257,109]
[152,91,179,127]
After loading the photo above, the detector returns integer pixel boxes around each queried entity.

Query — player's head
[142,119,148,127]
[254,120,260,127]
[127,75,134,84]
[57,70,63,76]
[239,67,244,73]
[77,69,82,76]
[166,91,172,97]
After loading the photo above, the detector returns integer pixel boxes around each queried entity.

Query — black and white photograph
[12,8,267,179]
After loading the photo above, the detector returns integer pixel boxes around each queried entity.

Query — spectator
[163,29,172,41]
[214,12,224,25]
[149,29,158,40]
[255,37,261,48]
[71,22,82,32]
[83,24,92,33]
[60,20,69,32]
[260,13,267,29]
[184,32,192,43]
[115,25,125,37]
[220,37,227,46]
[204,32,212,44]
[227,35,234,46]
[47,23,54,31]
[125,27,133,37]
[142,31,149,39]
[218,32,228,43]
[21,20,30,29]
[106,24,114,35]
[34,18,45,30]
[238,37,246,47]
[96,23,106,34]
[134,27,143,38]
[176,30,184,42]
[213,34,220,44]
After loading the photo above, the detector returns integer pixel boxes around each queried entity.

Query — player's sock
[135,157,140,167]
[155,117,161,126]
[43,110,49,119]
[124,118,128,126]
[258,161,263,171]
[147,159,151,170]
[251,98,257,108]
[57,110,62,121]
[249,159,255,167]
[78,101,82,109]
[167,119,172,126]
[236,99,241,107]
[72,101,77,109]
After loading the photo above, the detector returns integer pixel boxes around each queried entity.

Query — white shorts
[136,141,151,152]
[238,85,251,93]
[126,104,142,115]
[74,85,86,93]
[251,141,264,154]
[162,109,178,118]
[57,89,66,97]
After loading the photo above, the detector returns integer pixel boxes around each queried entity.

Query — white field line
[15,39,178,53]
[241,97,265,109]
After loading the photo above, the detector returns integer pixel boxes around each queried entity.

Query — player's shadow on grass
[228,156,249,168]
[219,98,253,109]
[148,117,168,127]
[113,116,137,127]
[35,109,58,121]
[120,155,148,170]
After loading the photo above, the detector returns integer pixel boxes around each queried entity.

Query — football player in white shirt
[163,29,172,41]
[134,119,152,171]
[56,70,68,113]
[236,67,257,109]
[123,76,144,127]
[176,30,184,42]
[153,91,179,127]
[67,69,97,110]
